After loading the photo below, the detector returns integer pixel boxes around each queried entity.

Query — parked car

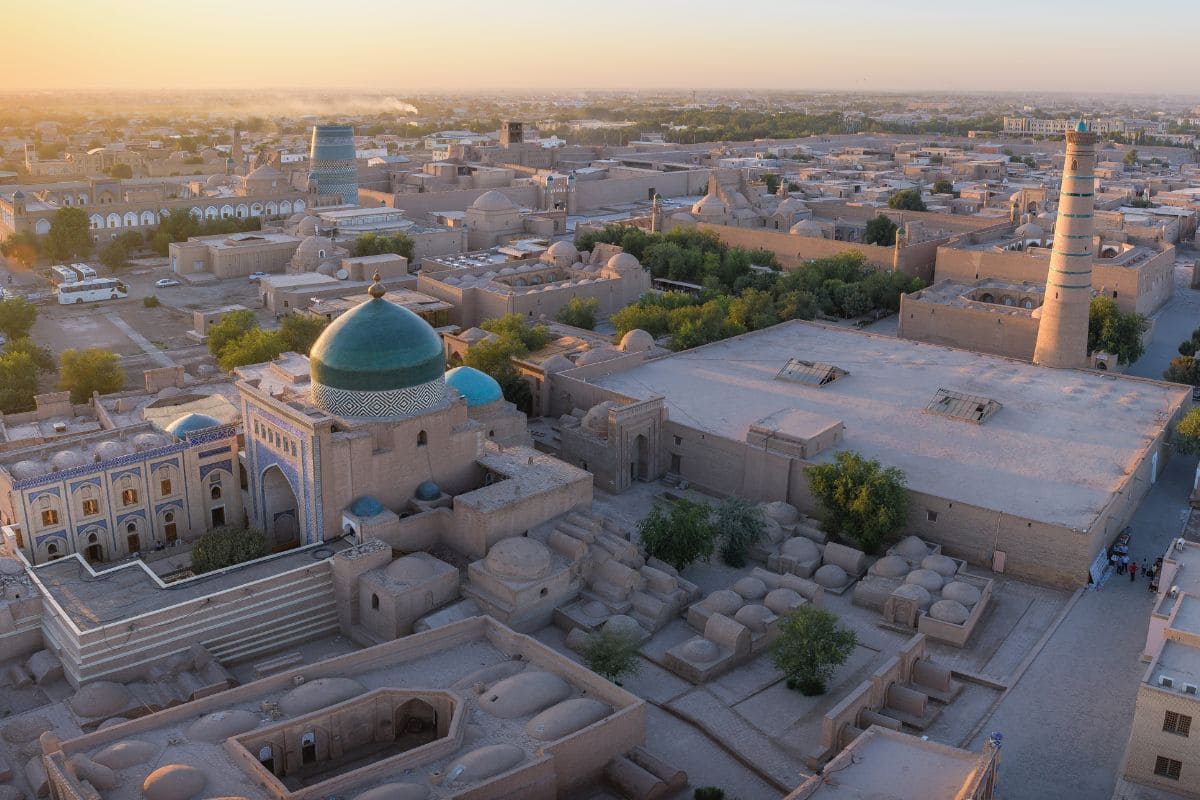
[154,278,181,288]
[248,272,268,282]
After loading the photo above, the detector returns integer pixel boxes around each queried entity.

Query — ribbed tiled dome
[308,278,447,418]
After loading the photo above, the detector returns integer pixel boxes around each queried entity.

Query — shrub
[771,606,858,696]
[143,295,160,308]
[803,451,908,554]
[638,498,716,571]
[715,497,765,568]
[190,526,269,574]
[581,628,642,685]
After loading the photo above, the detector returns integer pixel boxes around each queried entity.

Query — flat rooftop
[909,278,1042,312]
[32,540,352,628]
[1151,639,1200,690]
[590,321,1187,530]
[791,726,991,799]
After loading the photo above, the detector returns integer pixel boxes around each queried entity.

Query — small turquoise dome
[1076,119,1088,133]
[445,366,503,407]
[349,496,384,517]
[415,480,441,501]
[164,413,221,438]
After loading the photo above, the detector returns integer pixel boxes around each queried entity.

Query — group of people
[1111,551,1157,587]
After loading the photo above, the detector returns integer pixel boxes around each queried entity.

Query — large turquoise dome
[445,366,503,407]
[309,279,448,417]
[164,413,222,438]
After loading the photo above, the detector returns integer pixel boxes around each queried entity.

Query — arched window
[301,732,317,765]
[158,468,173,497]
[417,431,427,447]
[371,593,380,610]
[47,542,59,557]
[211,484,222,501]
[88,532,97,543]
[127,521,137,534]
[81,485,100,516]
[38,496,59,527]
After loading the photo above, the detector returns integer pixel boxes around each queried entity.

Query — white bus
[50,265,78,285]
[57,278,128,304]
[70,263,97,280]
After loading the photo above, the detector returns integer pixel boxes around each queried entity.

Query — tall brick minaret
[1032,120,1098,369]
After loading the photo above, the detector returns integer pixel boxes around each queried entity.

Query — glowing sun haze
[2,0,1196,93]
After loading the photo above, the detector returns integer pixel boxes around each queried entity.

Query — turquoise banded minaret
[1032,120,1097,369]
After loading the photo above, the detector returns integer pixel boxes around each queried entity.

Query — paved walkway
[969,453,1194,799]
[104,310,175,368]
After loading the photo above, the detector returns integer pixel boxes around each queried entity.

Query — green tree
[206,309,260,359]
[637,498,716,571]
[863,214,899,246]
[0,231,40,267]
[581,628,642,685]
[45,207,92,261]
[1175,407,1200,455]
[217,328,286,371]
[190,526,269,574]
[0,351,39,413]
[887,189,927,212]
[1165,356,1200,386]
[349,232,415,261]
[771,606,858,696]
[57,348,124,402]
[803,450,909,554]
[1087,296,1147,365]
[555,296,599,330]
[0,296,38,340]
[931,179,954,194]
[278,314,329,355]
[108,163,133,179]
[727,288,778,332]
[761,173,781,194]
[714,497,765,567]
[5,337,54,373]
[1124,148,1139,166]
[480,314,549,350]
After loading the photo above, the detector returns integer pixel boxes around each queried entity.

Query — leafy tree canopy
[0,296,38,340]
[771,606,858,695]
[581,628,642,685]
[1176,407,1200,455]
[637,498,716,571]
[46,207,92,261]
[1088,296,1147,366]
[0,351,39,413]
[863,214,899,246]
[803,450,909,554]
[206,309,259,359]
[887,189,927,212]
[57,348,124,403]
[349,232,415,261]
[555,296,599,330]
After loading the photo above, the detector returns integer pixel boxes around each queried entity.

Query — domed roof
[619,329,655,353]
[526,698,611,741]
[905,568,945,592]
[478,671,570,719]
[870,555,910,578]
[446,366,503,407]
[790,219,823,237]
[296,234,333,259]
[309,280,446,404]
[542,354,575,373]
[246,164,281,180]
[386,554,436,582]
[134,432,168,450]
[764,588,803,615]
[296,216,320,237]
[605,252,641,273]
[1015,220,1044,238]
[942,580,983,606]
[279,677,365,716]
[929,599,969,624]
[164,413,222,438]
[186,710,260,743]
[813,564,849,589]
[471,190,518,212]
[692,193,727,216]
[11,460,42,479]
[349,495,384,517]
[776,197,808,216]
[733,577,768,600]
[485,537,551,581]
[542,241,579,264]
[142,764,206,800]
[51,450,83,470]
[415,480,441,501]
[682,638,720,663]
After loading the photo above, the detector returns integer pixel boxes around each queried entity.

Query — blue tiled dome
[164,413,222,438]
[445,366,503,407]
[308,277,448,418]
[349,495,384,517]
[415,480,441,501]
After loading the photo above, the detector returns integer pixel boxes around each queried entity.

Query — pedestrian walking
[1130,562,1138,582]
[1121,554,1131,575]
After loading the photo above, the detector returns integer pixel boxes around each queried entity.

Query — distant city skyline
[3,0,1199,95]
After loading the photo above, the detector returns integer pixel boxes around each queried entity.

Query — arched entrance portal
[261,466,300,551]
[633,434,649,483]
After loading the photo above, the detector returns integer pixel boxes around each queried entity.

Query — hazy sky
[3,0,1197,94]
